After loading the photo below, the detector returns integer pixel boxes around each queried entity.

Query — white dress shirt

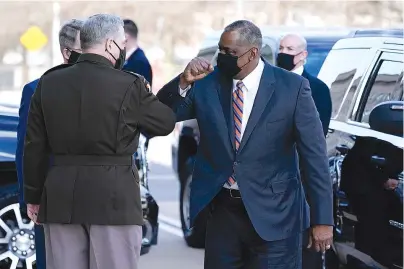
[179,59,265,190]
[292,65,304,76]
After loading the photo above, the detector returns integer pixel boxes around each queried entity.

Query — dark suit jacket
[157,62,333,241]
[302,69,332,136]
[123,48,153,86]
[23,53,175,225]
[16,79,39,206]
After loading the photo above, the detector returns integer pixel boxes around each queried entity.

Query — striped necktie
[227,80,244,186]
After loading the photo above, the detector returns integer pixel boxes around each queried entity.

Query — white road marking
[159,222,183,237]
[159,214,182,228]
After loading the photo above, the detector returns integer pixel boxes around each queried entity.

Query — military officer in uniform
[23,14,176,269]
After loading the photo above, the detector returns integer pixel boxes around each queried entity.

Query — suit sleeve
[312,83,332,136]
[23,79,50,205]
[16,83,35,205]
[125,78,176,137]
[156,75,196,122]
[294,78,333,226]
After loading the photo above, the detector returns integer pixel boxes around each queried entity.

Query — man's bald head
[277,33,308,71]
[280,33,307,51]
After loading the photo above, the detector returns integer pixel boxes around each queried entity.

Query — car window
[359,59,404,123]
[317,48,369,119]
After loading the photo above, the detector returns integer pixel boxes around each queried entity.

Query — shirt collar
[292,65,304,76]
[233,59,265,92]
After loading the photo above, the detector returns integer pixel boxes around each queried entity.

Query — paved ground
[139,134,204,269]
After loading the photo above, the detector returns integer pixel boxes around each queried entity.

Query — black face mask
[276,53,297,71]
[67,50,81,64]
[107,41,126,69]
[217,49,252,78]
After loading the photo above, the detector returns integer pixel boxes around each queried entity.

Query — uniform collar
[77,53,114,67]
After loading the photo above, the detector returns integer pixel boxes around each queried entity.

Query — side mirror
[336,144,350,155]
[371,155,386,167]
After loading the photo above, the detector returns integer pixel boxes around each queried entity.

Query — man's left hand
[307,225,333,252]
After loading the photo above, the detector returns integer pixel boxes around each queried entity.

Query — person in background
[123,19,153,86]
[15,18,84,269]
[23,14,175,269]
[277,33,332,136]
[277,33,332,269]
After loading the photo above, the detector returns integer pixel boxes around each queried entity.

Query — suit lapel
[238,64,276,153]
[217,73,236,151]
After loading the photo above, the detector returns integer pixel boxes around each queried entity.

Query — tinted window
[305,45,333,77]
[317,48,369,119]
[360,59,403,123]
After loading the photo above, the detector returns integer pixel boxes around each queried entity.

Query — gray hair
[59,19,84,49]
[224,20,263,51]
[281,33,307,50]
[80,14,124,50]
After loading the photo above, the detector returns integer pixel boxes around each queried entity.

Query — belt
[53,155,133,166]
[219,187,242,199]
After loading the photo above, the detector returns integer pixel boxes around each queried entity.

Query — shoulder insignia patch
[122,70,152,92]
[42,63,72,76]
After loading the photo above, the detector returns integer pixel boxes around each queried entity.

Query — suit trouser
[34,225,46,269]
[301,229,322,269]
[43,224,142,269]
[204,189,302,269]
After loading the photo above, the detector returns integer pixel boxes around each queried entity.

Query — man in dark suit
[16,18,84,269]
[157,20,333,269]
[277,33,332,136]
[123,19,153,86]
[23,14,175,269]
[276,33,333,269]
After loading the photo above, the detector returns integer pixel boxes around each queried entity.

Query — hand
[384,178,399,190]
[307,225,333,252]
[27,204,40,224]
[179,57,214,89]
